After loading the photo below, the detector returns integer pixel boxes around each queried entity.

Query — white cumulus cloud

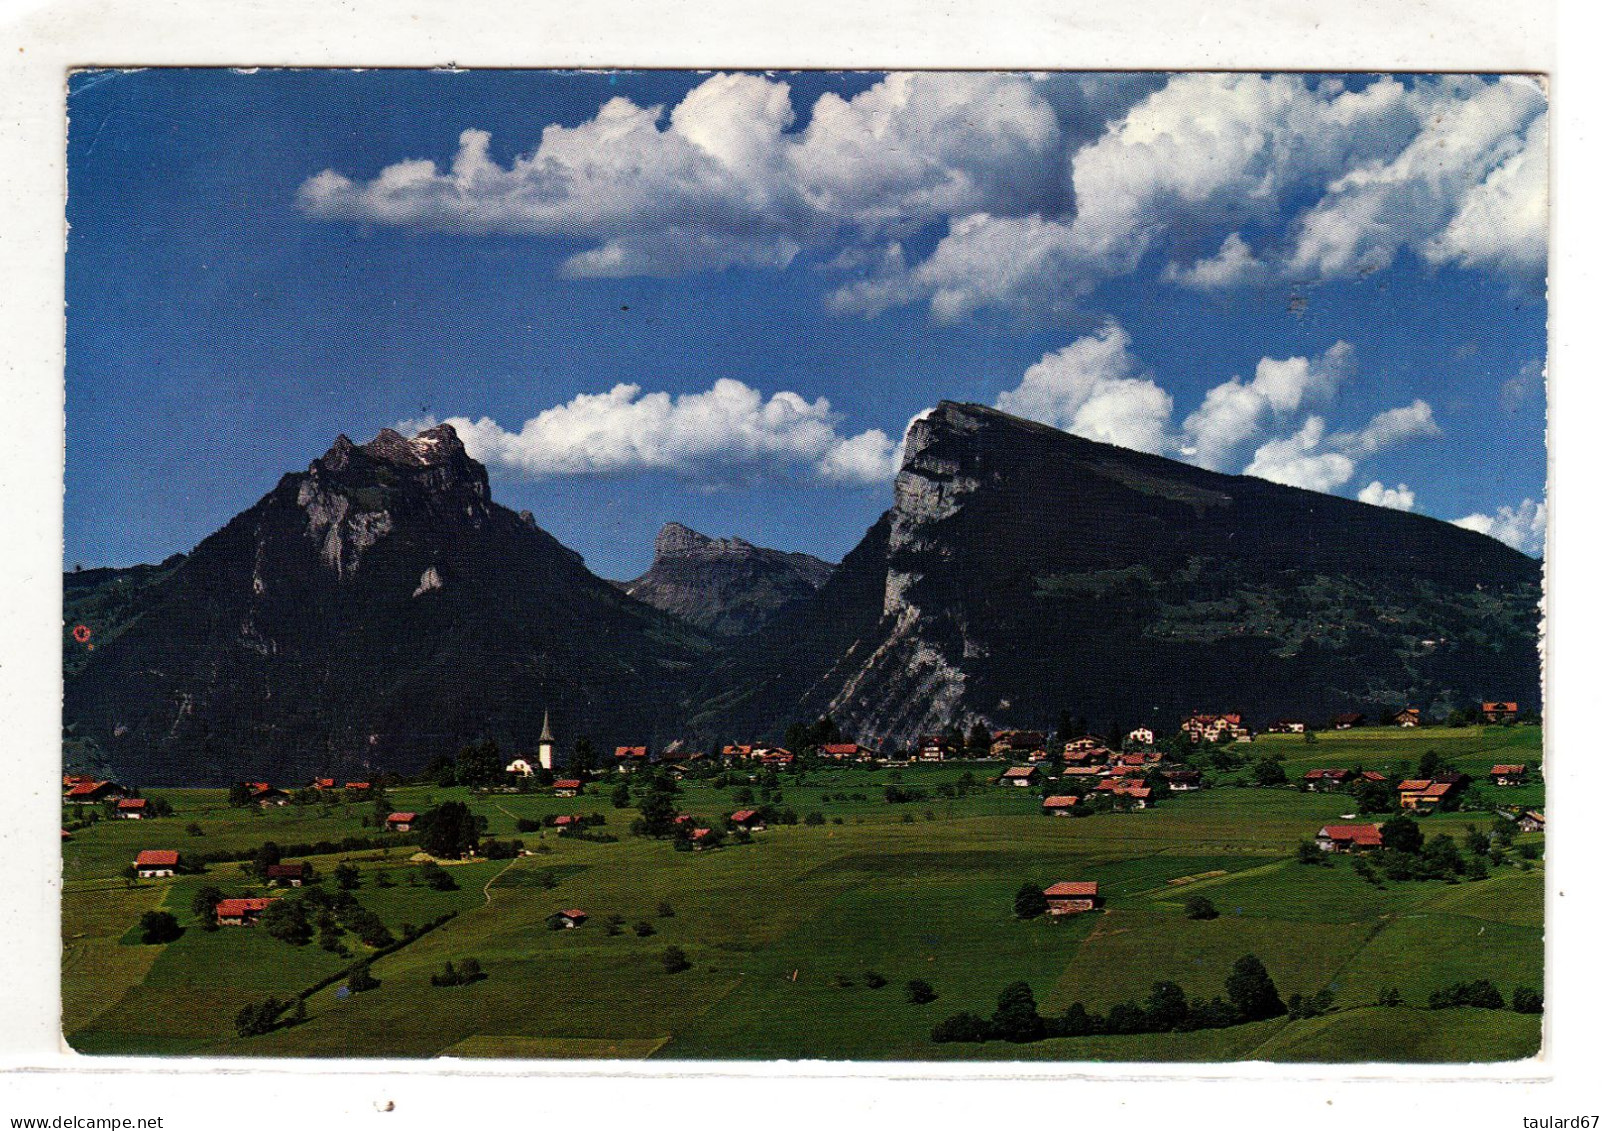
[1242,416,1358,493]
[415,378,897,486]
[1357,481,1416,510]
[1181,342,1353,470]
[1454,498,1546,554]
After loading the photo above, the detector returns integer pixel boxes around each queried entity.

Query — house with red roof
[553,779,583,798]
[385,811,417,832]
[1394,707,1422,728]
[65,780,123,803]
[251,786,290,807]
[552,814,577,834]
[1272,719,1307,734]
[1161,770,1203,792]
[1518,810,1545,833]
[1127,727,1154,747]
[550,909,587,929]
[133,849,180,878]
[310,777,336,790]
[1061,765,1104,781]
[1482,701,1520,724]
[690,827,717,849]
[216,896,278,926]
[1397,779,1453,811]
[821,742,874,761]
[1302,768,1356,792]
[1041,795,1082,816]
[344,782,371,792]
[1490,764,1528,787]
[114,798,148,819]
[1359,770,1388,783]
[1315,824,1383,852]
[730,809,766,832]
[615,745,650,770]
[990,730,1047,758]
[999,766,1041,787]
[1043,881,1100,915]
[265,863,309,887]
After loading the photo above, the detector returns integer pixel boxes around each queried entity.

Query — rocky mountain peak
[653,521,756,561]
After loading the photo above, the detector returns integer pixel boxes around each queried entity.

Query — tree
[657,900,676,918]
[1421,833,1465,879]
[234,997,289,1037]
[333,863,361,890]
[1224,954,1284,1021]
[1143,980,1191,1032]
[864,971,887,989]
[191,885,224,930]
[1014,883,1050,920]
[991,981,1045,1042]
[661,945,691,974]
[1184,895,1219,920]
[1417,749,1453,780]
[419,861,458,891]
[1250,756,1287,787]
[1379,814,1424,854]
[611,783,632,809]
[931,1012,992,1043]
[185,821,205,837]
[421,801,479,858]
[260,899,312,946]
[250,840,283,878]
[455,738,504,787]
[227,782,251,808]
[1513,987,1544,1014]
[905,979,938,1005]
[347,962,379,994]
[1295,840,1327,866]
[967,722,993,754]
[138,910,181,944]
[1353,778,1396,814]
[572,737,597,774]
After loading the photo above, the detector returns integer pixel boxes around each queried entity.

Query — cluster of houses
[1301,762,1536,812]
[994,734,1206,815]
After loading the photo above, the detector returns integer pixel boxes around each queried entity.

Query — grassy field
[61,726,1545,1062]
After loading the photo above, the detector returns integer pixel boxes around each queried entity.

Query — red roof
[560,909,587,920]
[216,897,276,917]
[553,779,582,789]
[265,863,304,878]
[1491,764,1527,775]
[615,746,648,758]
[553,815,576,825]
[1398,780,1452,796]
[345,782,371,790]
[1002,767,1038,779]
[1360,771,1387,782]
[312,778,336,788]
[65,781,108,798]
[244,782,270,792]
[822,743,863,756]
[134,850,179,866]
[1483,701,1519,712]
[1320,824,1383,847]
[1304,768,1350,780]
[1043,881,1098,897]
[386,811,417,823]
[1062,766,1103,776]
[731,809,759,822]
[691,827,714,839]
[116,798,147,809]
[1041,795,1081,808]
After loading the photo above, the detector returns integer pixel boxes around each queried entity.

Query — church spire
[538,709,556,771]
[540,710,554,743]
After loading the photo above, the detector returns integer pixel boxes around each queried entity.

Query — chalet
[821,742,874,761]
[1097,779,1153,808]
[690,827,716,849]
[64,780,123,803]
[310,778,336,790]
[1394,707,1421,728]
[114,798,148,819]
[1128,727,1154,747]
[991,730,1047,759]
[755,748,795,767]
[721,744,755,761]
[1482,701,1520,724]
[1061,765,1105,780]
[1041,795,1082,817]
[265,863,307,887]
[1042,881,1100,915]
[1396,779,1453,811]
[1062,742,1109,765]
[917,736,955,762]
[215,896,277,926]
[1161,770,1203,792]
[243,782,270,793]
[1302,768,1355,792]
[1273,719,1307,734]
[730,809,766,832]
[1116,752,1148,771]
[1066,735,1107,754]
[344,782,371,792]
[551,909,587,929]
[62,773,96,790]
[999,766,1041,788]
[1517,811,1546,833]
[1358,770,1388,783]
[615,745,650,770]
[505,758,536,777]
[1490,764,1528,787]
[1332,713,1366,730]
[1181,713,1247,743]
[1315,824,1383,852]
[385,811,417,832]
[251,786,290,808]
[133,849,179,878]
[552,815,577,834]
[553,779,583,798]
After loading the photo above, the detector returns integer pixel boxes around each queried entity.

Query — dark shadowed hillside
[688,402,1542,748]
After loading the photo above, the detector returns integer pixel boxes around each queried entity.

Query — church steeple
[538,710,556,770]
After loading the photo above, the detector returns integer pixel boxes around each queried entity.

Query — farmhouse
[1127,727,1154,747]
[344,782,371,792]
[918,735,955,762]
[1065,735,1107,754]
[251,786,290,807]
[133,849,179,878]
[552,814,577,834]
[114,798,148,819]
[551,909,587,929]
[1302,768,1355,792]
[999,766,1041,787]
[720,744,754,761]
[821,742,874,761]
[990,730,1046,758]
[1043,881,1100,915]
[730,809,766,832]
[1062,743,1109,765]
[310,777,336,790]
[1181,713,1247,743]
[1482,701,1520,724]
[65,780,123,803]
[62,773,96,790]
[1332,712,1366,729]
[1061,765,1104,781]
[265,863,307,887]
[1394,707,1422,728]
[1161,770,1203,792]
[755,748,795,767]
[1041,795,1082,816]
[1359,770,1388,783]
[385,811,417,832]
[1273,719,1307,734]
[1396,779,1453,811]
[505,757,536,777]
[1518,811,1546,833]
[215,897,277,926]
[1490,764,1528,786]
[1315,824,1383,852]
[553,779,583,797]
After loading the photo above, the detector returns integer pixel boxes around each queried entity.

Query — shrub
[1225,954,1284,1021]
[1428,980,1505,1010]
[905,979,937,1005]
[657,900,675,918]
[804,811,826,826]
[661,945,690,974]
[1013,883,1049,920]
[931,1012,992,1043]
[1513,987,1544,1014]
[1295,840,1327,866]
[347,962,380,994]
[234,997,290,1037]
[864,971,887,989]
[634,920,656,938]
[1184,895,1218,920]
[138,910,181,944]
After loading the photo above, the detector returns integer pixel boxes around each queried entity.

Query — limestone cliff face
[620,522,833,636]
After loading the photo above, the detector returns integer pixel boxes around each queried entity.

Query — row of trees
[932,956,1288,1044]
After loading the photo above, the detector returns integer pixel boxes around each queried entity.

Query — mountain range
[63,405,1542,783]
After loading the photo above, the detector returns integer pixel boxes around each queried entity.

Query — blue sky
[65,69,1547,578]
